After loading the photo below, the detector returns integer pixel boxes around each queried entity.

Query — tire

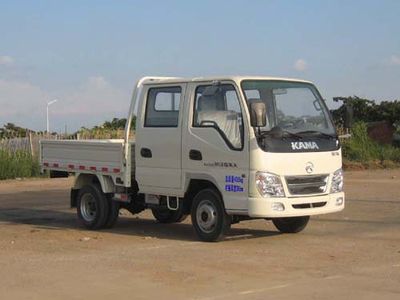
[103,195,120,229]
[191,189,231,242]
[151,197,188,223]
[151,208,188,223]
[272,216,310,233]
[77,184,109,230]
[121,193,145,215]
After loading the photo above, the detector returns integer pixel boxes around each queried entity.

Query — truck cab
[41,76,344,242]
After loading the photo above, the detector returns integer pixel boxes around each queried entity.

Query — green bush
[343,122,400,163]
[0,149,40,180]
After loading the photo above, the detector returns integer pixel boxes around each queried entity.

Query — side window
[193,84,243,150]
[145,86,181,127]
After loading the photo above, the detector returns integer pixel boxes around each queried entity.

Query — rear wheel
[104,195,120,229]
[152,208,188,223]
[272,216,310,233]
[77,184,109,230]
[151,197,188,223]
[191,189,231,242]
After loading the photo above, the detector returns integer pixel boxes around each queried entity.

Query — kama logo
[291,141,319,150]
[305,162,314,174]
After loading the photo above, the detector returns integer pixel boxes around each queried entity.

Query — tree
[103,118,127,130]
[331,96,400,128]
[74,116,137,139]
[0,123,33,139]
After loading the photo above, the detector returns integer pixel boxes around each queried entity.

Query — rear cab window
[144,86,182,127]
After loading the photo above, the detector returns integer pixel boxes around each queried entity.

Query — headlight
[255,172,285,197]
[330,168,344,193]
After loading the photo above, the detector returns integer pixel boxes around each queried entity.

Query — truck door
[135,83,186,194]
[182,82,249,211]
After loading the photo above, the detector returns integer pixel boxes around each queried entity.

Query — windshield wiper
[296,130,337,139]
[259,126,302,140]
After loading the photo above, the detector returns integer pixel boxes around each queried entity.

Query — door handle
[189,149,202,161]
[141,148,152,158]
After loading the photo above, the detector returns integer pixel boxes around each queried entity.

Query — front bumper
[248,192,345,218]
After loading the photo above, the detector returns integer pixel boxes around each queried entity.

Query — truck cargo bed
[40,139,135,177]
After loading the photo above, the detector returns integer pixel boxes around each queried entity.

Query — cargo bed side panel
[40,140,135,186]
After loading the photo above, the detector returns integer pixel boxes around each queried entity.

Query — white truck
[40,76,347,242]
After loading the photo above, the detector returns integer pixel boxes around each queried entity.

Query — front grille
[292,202,327,209]
[285,174,329,196]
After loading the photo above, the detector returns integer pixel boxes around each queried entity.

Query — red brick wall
[367,121,395,144]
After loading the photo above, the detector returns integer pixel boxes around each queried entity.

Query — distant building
[367,121,395,144]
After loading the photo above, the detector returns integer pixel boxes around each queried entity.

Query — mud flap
[70,189,79,208]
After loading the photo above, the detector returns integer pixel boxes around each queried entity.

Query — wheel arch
[70,173,115,207]
[184,177,224,214]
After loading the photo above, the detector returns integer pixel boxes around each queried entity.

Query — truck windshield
[241,80,335,136]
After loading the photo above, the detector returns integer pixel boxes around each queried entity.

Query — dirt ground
[0,170,399,300]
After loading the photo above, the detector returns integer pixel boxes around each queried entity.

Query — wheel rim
[80,193,97,222]
[196,199,217,233]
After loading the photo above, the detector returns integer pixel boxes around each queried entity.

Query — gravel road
[0,170,399,300]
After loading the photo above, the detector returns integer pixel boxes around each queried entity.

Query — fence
[0,130,131,157]
[0,133,53,157]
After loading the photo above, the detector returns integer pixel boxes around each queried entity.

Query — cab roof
[141,76,313,85]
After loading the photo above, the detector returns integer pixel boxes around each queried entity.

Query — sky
[0,0,399,133]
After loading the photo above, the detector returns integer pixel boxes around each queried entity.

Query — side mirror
[250,101,266,127]
[344,104,353,129]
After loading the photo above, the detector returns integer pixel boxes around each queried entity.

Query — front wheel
[272,216,310,233]
[191,189,231,242]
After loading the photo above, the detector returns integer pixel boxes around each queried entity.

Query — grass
[0,149,40,180]
[1,122,399,180]
[78,128,126,139]
[342,122,400,168]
